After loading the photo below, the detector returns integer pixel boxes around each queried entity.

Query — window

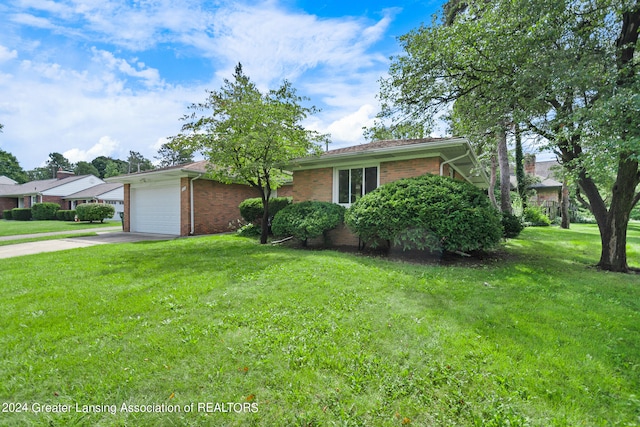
[336,166,378,205]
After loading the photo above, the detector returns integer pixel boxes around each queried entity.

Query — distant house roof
[0,176,17,185]
[0,175,89,197]
[287,137,489,188]
[64,183,124,200]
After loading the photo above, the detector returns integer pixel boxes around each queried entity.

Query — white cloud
[91,48,163,87]
[63,136,121,163]
[325,104,377,143]
[0,45,18,62]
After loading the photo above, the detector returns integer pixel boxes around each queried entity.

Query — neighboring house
[64,183,125,220]
[510,155,563,205]
[286,137,489,246]
[106,161,263,236]
[0,176,17,185]
[0,170,105,217]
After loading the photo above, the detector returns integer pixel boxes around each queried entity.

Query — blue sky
[0,0,447,170]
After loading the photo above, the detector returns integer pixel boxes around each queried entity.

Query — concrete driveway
[0,229,177,259]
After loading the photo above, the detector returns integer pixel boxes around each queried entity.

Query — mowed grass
[0,224,638,426]
[0,219,117,237]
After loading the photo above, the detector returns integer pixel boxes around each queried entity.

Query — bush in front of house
[272,201,346,246]
[239,197,292,224]
[56,210,76,221]
[502,212,524,238]
[523,206,551,226]
[31,202,61,220]
[345,174,503,253]
[2,210,12,220]
[11,208,32,221]
[75,203,115,223]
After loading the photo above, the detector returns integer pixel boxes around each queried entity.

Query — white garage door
[130,181,180,235]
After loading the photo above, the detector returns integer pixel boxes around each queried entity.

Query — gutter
[190,174,203,235]
[439,149,470,179]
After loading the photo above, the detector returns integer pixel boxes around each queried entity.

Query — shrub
[31,202,60,220]
[502,212,524,238]
[237,223,261,237]
[56,210,76,221]
[75,203,115,223]
[345,174,503,253]
[239,197,292,224]
[523,206,551,226]
[272,201,346,246]
[11,208,32,221]
[2,210,12,220]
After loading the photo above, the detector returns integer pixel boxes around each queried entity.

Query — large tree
[126,151,154,173]
[173,63,328,244]
[377,0,640,272]
[155,142,195,168]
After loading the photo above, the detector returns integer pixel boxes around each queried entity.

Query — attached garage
[130,180,181,235]
[106,161,260,237]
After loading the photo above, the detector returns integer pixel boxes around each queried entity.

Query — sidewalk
[0,226,121,241]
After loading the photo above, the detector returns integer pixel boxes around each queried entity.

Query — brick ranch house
[106,161,293,236]
[286,137,489,246]
[0,170,105,217]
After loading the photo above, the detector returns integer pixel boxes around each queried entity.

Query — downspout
[190,174,203,235]
[440,150,470,178]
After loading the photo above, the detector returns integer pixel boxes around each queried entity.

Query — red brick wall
[192,180,259,235]
[180,177,191,236]
[123,184,131,232]
[0,198,18,217]
[380,157,441,185]
[276,183,293,198]
[292,168,333,202]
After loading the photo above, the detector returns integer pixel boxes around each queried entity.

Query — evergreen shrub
[2,210,12,220]
[345,174,503,252]
[76,203,114,223]
[272,201,345,246]
[239,197,292,223]
[11,208,32,221]
[31,202,60,220]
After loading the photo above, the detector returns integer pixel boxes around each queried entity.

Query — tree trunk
[561,179,570,229]
[497,129,511,214]
[488,152,498,209]
[514,124,526,209]
[576,155,639,272]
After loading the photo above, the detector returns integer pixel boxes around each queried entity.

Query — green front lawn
[0,225,638,426]
[0,219,118,237]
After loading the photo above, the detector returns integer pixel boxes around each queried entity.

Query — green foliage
[345,174,503,253]
[31,202,60,220]
[502,212,524,238]
[75,203,115,223]
[238,197,292,223]
[11,208,32,221]
[0,149,28,183]
[74,161,100,176]
[56,210,76,221]
[272,201,345,245]
[236,223,261,237]
[155,142,195,167]
[631,205,640,221]
[523,206,551,226]
[570,207,597,224]
[2,210,13,220]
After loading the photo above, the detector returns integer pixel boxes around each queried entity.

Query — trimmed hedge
[11,208,32,221]
[272,201,346,246]
[2,210,12,220]
[56,210,76,221]
[239,197,292,223]
[76,203,114,223]
[345,174,503,253]
[32,202,60,220]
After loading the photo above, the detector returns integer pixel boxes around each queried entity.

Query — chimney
[524,154,536,176]
[56,168,75,180]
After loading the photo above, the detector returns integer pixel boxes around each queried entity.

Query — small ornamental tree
[272,201,346,246]
[31,202,60,220]
[345,174,503,253]
[76,203,114,223]
[172,63,328,244]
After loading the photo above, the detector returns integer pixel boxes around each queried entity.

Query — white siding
[130,181,180,235]
[42,175,104,196]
